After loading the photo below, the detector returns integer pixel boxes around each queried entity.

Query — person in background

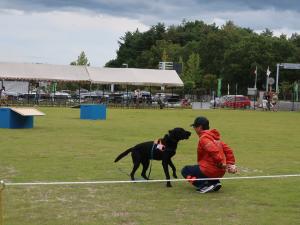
[271,92,278,111]
[0,86,5,97]
[265,91,272,110]
[157,93,164,109]
[0,86,7,106]
[35,83,40,105]
[181,116,237,193]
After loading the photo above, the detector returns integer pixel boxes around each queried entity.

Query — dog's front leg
[162,159,172,187]
[168,159,177,179]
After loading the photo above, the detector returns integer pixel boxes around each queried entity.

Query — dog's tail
[114,148,133,162]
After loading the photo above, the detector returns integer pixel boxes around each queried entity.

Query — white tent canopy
[0,62,183,87]
[0,62,88,82]
[87,67,183,87]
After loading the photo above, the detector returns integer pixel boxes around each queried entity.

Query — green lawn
[0,107,300,225]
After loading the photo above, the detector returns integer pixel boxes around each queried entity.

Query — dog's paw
[173,173,178,179]
[166,182,172,187]
[141,175,149,180]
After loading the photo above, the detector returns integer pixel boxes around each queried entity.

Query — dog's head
[168,127,191,141]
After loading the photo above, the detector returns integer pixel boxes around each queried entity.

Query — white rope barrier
[2,174,300,187]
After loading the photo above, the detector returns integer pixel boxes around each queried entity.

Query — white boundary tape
[2,174,300,186]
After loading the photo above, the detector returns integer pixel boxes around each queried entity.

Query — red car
[221,95,251,109]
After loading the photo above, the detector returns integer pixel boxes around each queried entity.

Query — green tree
[178,56,184,76]
[104,19,299,93]
[280,81,292,100]
[162,49,168,61]
[183,80,195,94]
[70,51,90,66]
[183,53,201,84]
[202,74,218,95]
[290,33,300,62]
[261,28,273,37]
[64,51,90,91]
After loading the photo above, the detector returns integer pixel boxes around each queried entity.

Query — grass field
[0,107,300,225]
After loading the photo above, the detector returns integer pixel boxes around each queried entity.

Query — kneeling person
[182,116,237,193]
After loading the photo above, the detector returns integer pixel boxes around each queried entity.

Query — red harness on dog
[154,139,166,151]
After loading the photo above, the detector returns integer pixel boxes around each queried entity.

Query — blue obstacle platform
[80,104,106,120]
[0,107,45,129]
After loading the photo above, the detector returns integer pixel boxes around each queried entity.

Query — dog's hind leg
[130,153,141,180]
[130,162,140,180]
[141,159,150,180]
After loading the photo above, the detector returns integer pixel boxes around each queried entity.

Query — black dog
[114,128,191,187]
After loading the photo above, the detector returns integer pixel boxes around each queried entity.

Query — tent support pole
[126,85,129,107]
[54,82,56,104]
[89,82,92,103]
[102,85,105,103]
[78,83,81,105]
[27,81,30,105]
[149,86,152,105]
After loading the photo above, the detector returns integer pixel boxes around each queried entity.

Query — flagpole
[227,83,230,95]
[266,66,271,92]
[252,65,258,111]
[254,66,257,89]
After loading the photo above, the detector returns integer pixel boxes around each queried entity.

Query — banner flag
[266,66,271,76]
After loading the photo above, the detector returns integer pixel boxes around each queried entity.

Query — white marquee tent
[87,67,183,87]
[0,62,88,82]
[0,62,183,87]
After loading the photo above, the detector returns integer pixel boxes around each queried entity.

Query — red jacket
[197,129,235,178]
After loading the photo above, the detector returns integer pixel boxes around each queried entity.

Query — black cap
[191,116,209,130]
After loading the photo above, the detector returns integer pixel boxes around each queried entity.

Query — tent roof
[0,62,183,87]
[87,67,183,87]
[0,62,89,82]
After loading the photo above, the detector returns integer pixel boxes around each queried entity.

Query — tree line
[104,20,300,95]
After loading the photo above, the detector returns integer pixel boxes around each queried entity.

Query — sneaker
[196,185,215,193]
[212,183,222,192]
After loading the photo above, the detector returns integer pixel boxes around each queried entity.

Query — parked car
[109,92,133,103]
[133,91,153,104]
[221,95,251,109]
[164,94,180,104]
[164,94,182,107]
[153,93,166,101]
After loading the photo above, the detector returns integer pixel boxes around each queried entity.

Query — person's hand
[217,163,227,169]
[226,164,237,174]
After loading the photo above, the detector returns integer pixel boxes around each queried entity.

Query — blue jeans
[181,165,220,188]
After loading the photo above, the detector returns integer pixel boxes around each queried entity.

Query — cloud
[200,8,300,31]
[0,9,148,66]
[1,0,299,32]
[1,0,300,11]
[0,0,299,66]
[1,0,300,16]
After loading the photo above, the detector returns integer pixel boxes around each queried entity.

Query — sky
[0,0,299,67]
